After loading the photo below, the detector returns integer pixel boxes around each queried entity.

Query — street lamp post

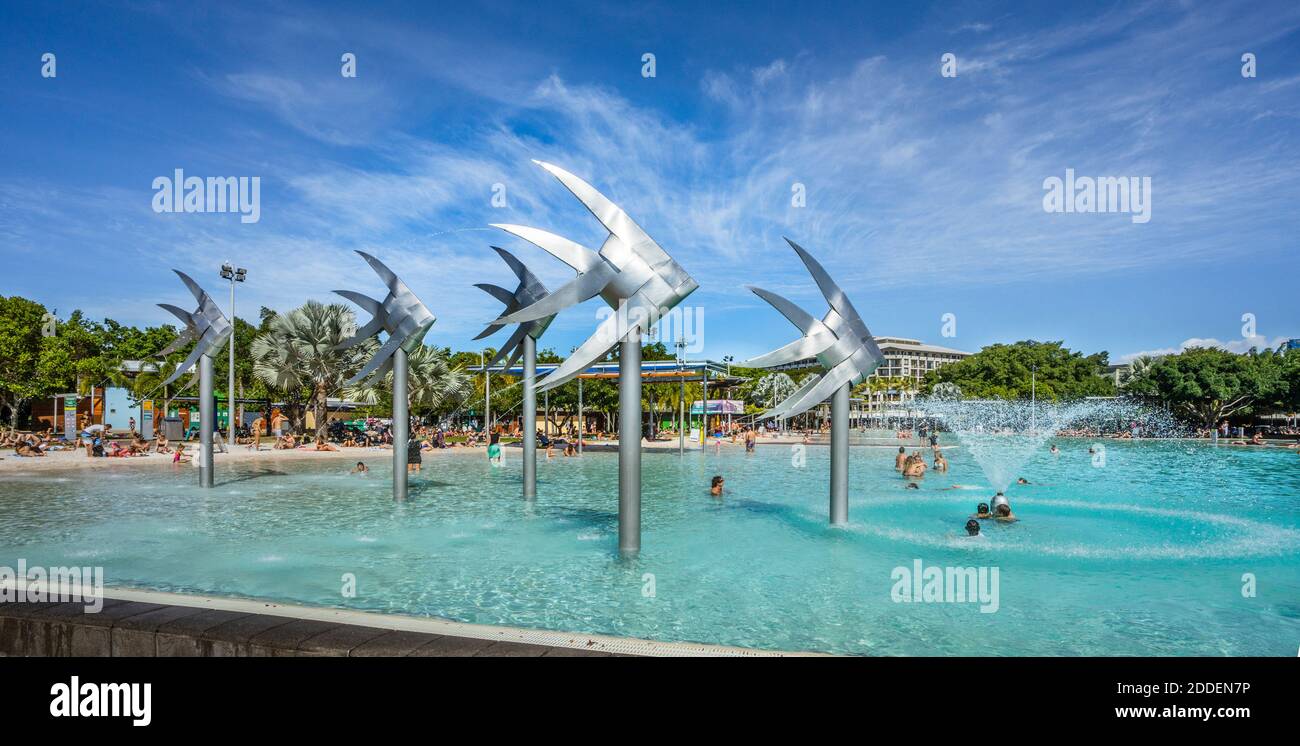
[220,263,246,444]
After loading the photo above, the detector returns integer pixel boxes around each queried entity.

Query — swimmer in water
[933,452,948,472]
[351,461,368,474]
[895,446,907,471]
[994,503,1017,523]
[1050,444,1059,456]
[487,432,503,465]
[710,475,724,497]
[1016,477,1030,485]
[965,519,982,537]
[906,482,919,490]
[902,452,927,478]
[973,502,992,519]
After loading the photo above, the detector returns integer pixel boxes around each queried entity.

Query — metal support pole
[484,353,491,434]
[618,334,642,556]
[199,354,214,488]
[577,377,583,455]
[679,375,685,455]
[700,368,709,450]
[830,382,850,525]
[228,277,236,446]
[393,346,409,502]
[522,335,537,499]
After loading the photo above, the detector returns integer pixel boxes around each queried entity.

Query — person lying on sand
[15,440,45,457]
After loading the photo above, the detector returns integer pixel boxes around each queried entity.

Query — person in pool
[1016,477,1030,485]
[406,438,422,474]
[933,451,949,472]
[994,503,1018,523]
[710,475,724,497]
[973,502,992,519]
[894,446,908,471]
[351,461,369,474]
[487,432,503,465]
[965,519,983,537]
[902,452,927,478]
[905,482,919,490]
[1050,444,1059,456]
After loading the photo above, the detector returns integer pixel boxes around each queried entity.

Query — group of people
[887,432,1029,536]
[963,493,1018,537]
[895,443,947,478]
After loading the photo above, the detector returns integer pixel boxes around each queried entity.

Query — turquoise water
[2,439,1298,655]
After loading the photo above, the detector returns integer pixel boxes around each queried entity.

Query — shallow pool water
[2,438,1298,655]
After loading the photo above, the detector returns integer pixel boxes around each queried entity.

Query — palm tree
[1119,355,1157,388]
[346,344,473,414]
[251,301,373,441]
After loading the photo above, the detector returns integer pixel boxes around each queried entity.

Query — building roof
[875,338,971,356]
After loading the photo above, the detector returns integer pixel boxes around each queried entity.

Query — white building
[770,335,972,414]
[862,337,971,413]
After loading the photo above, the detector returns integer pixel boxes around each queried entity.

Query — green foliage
[923,340,1115,401]
[1124,346,1292,426]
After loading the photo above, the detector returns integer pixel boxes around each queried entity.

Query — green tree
[346,344,472,416]
[250,301,373,440]
[922,340,1114,400]
[0,296,62,428]
[1124,346,1285,427]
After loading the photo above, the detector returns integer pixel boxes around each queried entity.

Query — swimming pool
[2,439,1298,655]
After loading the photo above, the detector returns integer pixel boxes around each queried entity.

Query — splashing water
[917,397,1188,493]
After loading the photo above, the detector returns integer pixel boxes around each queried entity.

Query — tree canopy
[922,340,1115,400]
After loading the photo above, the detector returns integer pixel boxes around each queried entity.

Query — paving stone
[350,629,441,657]
[541,646,614,657]
[297,624,388,656]
[472,640,552,657]
[201,614,296,657]
[155,610,250,657]
[247,619,339,656]
[71,601,166,628]
[407,634,496,657]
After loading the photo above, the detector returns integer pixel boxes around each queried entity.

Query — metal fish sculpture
[743,238,884,418]
[157,270,233,386]
[333,250,436,385]
[490,160,698,392]
[473,246,554,371]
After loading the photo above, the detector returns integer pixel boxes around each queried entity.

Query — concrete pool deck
[0,586,801,657]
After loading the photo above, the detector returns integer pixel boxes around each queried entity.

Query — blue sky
[2,0,1298,364]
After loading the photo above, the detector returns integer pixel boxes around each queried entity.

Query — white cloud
[1119,336,1291,363]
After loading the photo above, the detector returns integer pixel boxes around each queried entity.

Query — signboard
[141,400,154,436]
[690,399,744,415]
[63,397,77,440]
